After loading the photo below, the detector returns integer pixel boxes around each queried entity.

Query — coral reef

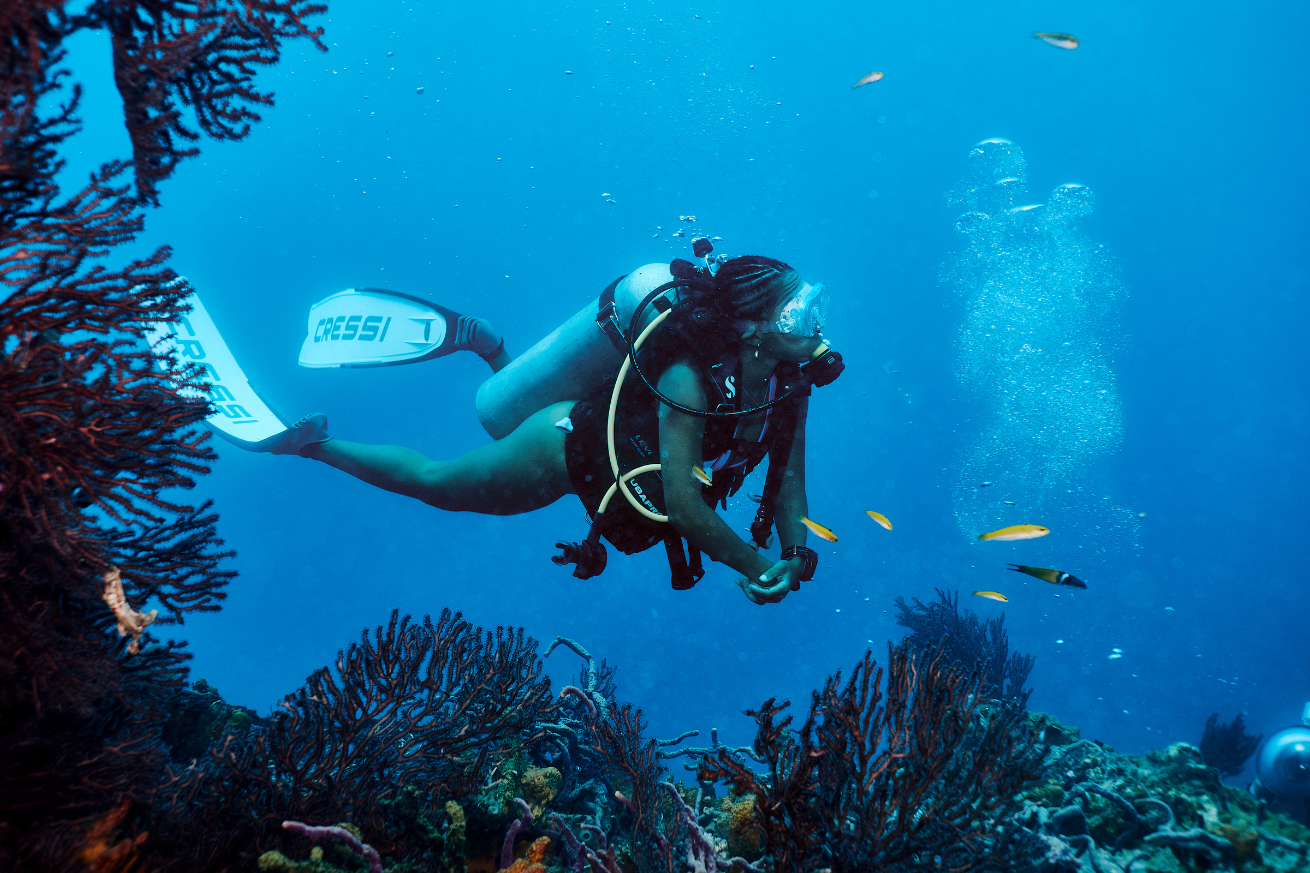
[895,586,1035,699]
[698,641,1047,871]
[1200,711,1263,779]
[148,609,558,870]
[993,739,1310,872]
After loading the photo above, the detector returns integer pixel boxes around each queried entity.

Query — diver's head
[713,256,829,360]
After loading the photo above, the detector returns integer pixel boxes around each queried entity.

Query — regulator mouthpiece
[803,342,845,387]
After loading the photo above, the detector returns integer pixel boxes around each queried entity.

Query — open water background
[59,0,1308,781]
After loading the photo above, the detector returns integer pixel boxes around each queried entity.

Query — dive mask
[770,282,829,337]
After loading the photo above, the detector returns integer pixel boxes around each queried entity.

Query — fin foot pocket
[253,413,332,456]
[452,315,504,363]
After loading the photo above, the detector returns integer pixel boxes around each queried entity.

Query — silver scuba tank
[475,263,677,439]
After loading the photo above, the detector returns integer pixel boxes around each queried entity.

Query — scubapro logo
[724,375,735,399]
[628,480,659,513]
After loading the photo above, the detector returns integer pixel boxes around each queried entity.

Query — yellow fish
[1032,32,1079,49]
[851,71,884,89]
[692,465,712,486]
[865,511,893,531]
[973,590,1009,602]
[799,515,838,543]
[978,524,1049,542]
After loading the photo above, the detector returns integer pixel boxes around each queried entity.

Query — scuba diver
[256,247,844,605]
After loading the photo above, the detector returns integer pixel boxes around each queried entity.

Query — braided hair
[711,255,803,322]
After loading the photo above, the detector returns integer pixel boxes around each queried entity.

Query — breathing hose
[606,309,674,521]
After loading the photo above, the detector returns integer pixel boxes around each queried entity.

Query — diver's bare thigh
[430,401,576,514]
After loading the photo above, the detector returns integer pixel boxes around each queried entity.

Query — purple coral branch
[501,797,533,868]
[546,637,610,718]
[561,685,598,719]
[547,813,588,873]
[581,823,622,873]
[660,781,764,873]
[282,821,382,873]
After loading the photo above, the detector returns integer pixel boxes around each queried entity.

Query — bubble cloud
[943,140,1137,552]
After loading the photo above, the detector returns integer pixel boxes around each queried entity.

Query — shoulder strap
[595,274,629,354]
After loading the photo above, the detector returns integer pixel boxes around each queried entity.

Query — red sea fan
[74,0,328,203]
[700,642,1047,872]
[1,0,325,867]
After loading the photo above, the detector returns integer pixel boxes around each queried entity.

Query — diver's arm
[772,396,810,552]
[743,397,810,600]
[657,364,775,584]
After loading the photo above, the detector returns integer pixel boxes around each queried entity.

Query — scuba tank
[474,263,677,439]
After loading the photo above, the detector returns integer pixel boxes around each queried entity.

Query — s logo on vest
[724,375,735,399]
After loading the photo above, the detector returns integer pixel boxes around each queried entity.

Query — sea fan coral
[152,609,559,870]
[0,1,324,867]
[699,642,1046,871]
[895,587,1034,699]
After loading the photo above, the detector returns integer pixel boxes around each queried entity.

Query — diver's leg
[304,401,575,515]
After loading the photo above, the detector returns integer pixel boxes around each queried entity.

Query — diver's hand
[736,558,803,605]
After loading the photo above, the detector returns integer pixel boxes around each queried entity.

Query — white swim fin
[298,287,502,368]
[147,288,291,450]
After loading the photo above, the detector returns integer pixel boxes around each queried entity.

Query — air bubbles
[867,189,880,200]
[1048,183,1095,219]
[946,140,1133,552]
[954,211,989,234]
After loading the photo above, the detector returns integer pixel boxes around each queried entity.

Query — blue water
[63,0,1308,780]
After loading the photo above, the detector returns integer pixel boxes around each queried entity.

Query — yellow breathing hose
[606,308,673,522]
[595,464,663,517]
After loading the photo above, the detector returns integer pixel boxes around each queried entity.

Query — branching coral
[894,587,1034,699]
[1199,712,1262,779]
[65,0,328,203]
[586,701,678,872]
[0,1,324,866]
[699,642,1046,872]
[151,610,559,870]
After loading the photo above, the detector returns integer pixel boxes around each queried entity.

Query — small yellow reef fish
[978,524,1050,542]
[1032,32,1079,49]
[865,511,893,531]
[691,465,712,486]
[851,71,884,89]
[973,590,1009,603]
[1007,564,1087,590]
[799,515,838,542]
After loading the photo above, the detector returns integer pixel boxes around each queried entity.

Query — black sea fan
[894,587,1034,700]
[1199,712,1263,779]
